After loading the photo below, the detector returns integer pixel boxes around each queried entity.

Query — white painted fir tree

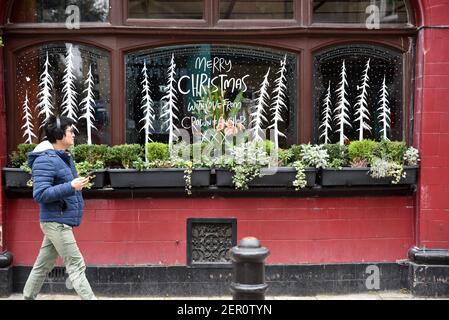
[269,56,288,151]
[250,68,270,142]
[139,61,156,162]
[334,60,352,145]
[36,52,54,128]
[161,54,179,151]
[80,65,97,145]
[61,44,79,129]
[319,81,333,144]
[377,75,391,141]
[354,58,372,140]
[21,90,37,144]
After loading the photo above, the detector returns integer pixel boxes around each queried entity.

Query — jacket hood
[28,141,54,167]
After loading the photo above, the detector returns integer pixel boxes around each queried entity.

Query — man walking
[23,116,96,300]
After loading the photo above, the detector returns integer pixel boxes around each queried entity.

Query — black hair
[45,116,76,143]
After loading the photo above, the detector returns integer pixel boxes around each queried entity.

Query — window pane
[126,45,297,148]
[15,43,111,145]
[220,0,293,19]
[313,45,403,143]
[10,0,109,23]
[313,0,409,24]
[128,0,203,19]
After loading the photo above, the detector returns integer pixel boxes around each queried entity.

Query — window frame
[3,0,418,155]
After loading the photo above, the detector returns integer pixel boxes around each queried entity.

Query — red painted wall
[414,0,449,249]
[5,197,415,265]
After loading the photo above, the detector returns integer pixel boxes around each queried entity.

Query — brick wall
[414,0,449,248]
[5,197,415,265]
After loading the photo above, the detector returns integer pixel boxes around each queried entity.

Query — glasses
[65,128,75,134]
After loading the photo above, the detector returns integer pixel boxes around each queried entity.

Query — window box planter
[89,169,107,189]
[2,168,31,188]
[108,168,211,188]
[320,166,419,186]
[215,167,317,188]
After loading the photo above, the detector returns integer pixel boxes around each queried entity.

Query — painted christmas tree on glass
[61,44,79,130]
[354,58,372,141]
[250,68,270,143]
[377,75,391,141]
[161,54,179,151]
[334,60,352,145]
[80,65,97,145]
[319,81,333,144]
[269,55,288,151]
[36,52,54,128]
[21,90,37,144]
[139,61,156,162]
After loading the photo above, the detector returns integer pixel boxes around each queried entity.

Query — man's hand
[71,177,90,191]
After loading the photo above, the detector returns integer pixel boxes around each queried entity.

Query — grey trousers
[23,222,96,300]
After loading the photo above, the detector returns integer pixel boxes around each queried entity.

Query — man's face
[62,126,75,148]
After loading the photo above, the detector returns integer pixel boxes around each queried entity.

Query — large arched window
[4,0,417,153]
[13,42,111,145]
[125,44,297,147]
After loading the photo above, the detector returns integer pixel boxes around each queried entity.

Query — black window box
[320,166,419,186]
[215,167,317,188]
[2,168,31,188]
[108,168,211,188]
[3,167,107,189]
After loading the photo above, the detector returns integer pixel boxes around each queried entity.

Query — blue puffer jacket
[28,141,84,227]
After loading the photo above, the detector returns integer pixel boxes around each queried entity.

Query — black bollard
[230,237,270,300]
[0,251,13,268]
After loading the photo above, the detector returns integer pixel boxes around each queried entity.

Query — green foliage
[373,140,406,164]
[9,144,37,168]
[288,145,303,163]
[300,144,329,168]
[348,140,377,165]
[72,144,109,165]
[232,164,261,190]
[323,144,348,168]
[75,160,105,189]
[146,142,169,162]
[278,148,294,166]
[107,144,143,169]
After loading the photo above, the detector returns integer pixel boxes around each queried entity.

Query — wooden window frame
[3,0,418,155]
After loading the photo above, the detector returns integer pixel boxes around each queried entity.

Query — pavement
[2,291,448,300]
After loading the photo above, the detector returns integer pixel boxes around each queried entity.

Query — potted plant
[72,144,109,189]
[3,143,36,188]
[214,141,319,190]
[107,142,211,192]
[320,140,419,186]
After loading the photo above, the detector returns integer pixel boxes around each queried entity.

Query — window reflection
[128,0,203,19]
[10,0,109,23]
[313,0,410,24]
[220,0,293,19]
